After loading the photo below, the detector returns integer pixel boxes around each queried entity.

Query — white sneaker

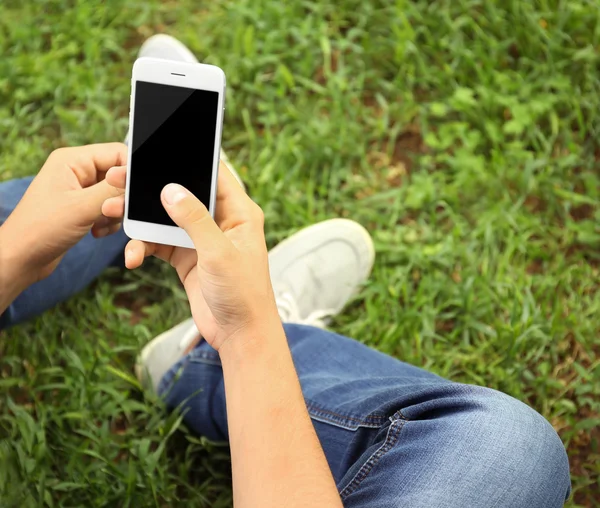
[128,34,244,190]
[137,218,375,392]
[269,219,375,328]
[137,33,198,63]
[135,317,200,392]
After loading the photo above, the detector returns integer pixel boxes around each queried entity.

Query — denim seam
[396,408,410,421]
[188,340,221,363]
[306,400,387,429]
[188,350,221,365]
[338,416,406,499]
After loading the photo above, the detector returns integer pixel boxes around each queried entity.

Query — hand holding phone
[103,162,280,352]
[124,57,225,248]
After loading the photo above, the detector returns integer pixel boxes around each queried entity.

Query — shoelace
[176,291,336,348]
[275,291,336,329]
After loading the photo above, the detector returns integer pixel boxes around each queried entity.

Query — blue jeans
[0,177,571,507]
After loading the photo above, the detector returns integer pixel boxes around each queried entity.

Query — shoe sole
[134,317,196,386]
[135,332,165,387]
[138,34,198,63]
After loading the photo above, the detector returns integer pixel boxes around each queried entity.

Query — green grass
[1,0,599,505]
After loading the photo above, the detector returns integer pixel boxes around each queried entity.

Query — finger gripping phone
[124,57,225,249]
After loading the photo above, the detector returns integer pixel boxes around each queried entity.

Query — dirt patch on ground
[549,333,600,506]
[388,126,425,175]
[570,203,595,221]
[113,293,148,325]
[364,123,425,192]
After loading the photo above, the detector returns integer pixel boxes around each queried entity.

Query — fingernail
[163,183,187,205]
[96,227,109,237]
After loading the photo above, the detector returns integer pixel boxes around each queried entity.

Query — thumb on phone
[161,183,231,264]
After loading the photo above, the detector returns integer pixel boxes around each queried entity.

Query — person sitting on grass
[0,34,571,508]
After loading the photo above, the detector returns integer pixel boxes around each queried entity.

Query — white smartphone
[124,57,226,249]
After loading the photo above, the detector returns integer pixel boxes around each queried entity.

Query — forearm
[220,322,343,508]
[0,227,34,318]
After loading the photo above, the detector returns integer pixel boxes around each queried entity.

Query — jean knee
[465,386,571,504]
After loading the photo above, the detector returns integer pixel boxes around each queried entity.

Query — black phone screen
[128,81,219,226]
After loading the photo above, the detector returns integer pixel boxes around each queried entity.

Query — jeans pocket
[306,399,389,431]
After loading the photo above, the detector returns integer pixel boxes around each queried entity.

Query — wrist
[218,315,287,366]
